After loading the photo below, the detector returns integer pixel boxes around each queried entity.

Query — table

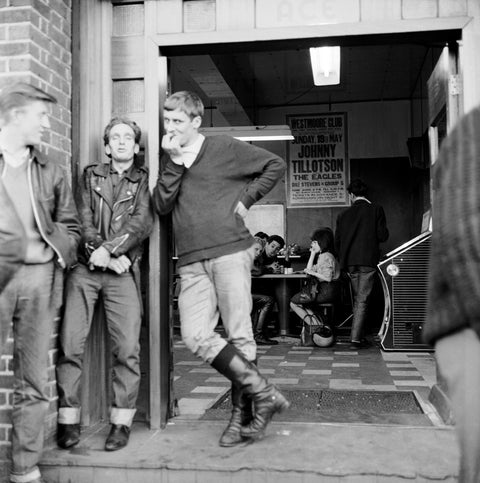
[253,273,307,336]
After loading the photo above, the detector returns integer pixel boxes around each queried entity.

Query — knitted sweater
[423,106,480,344]
[153,135,286,267]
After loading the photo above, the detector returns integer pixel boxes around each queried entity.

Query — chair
[312,275,353,329]
[315,302,335,327]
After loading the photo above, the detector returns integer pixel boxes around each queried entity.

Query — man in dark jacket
[56,117,153,452]
[0,83,80,483]
[335,178,389,349]
[423,106,480,483]
[153,91,289,448]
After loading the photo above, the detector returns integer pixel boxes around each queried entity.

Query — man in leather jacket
[0,83,80,483]
[56,117,153,453]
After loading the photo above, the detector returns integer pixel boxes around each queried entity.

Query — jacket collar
[0,146,46,166]
[29,146,47,165]
[353,196,371,204]
[91,161,144,182]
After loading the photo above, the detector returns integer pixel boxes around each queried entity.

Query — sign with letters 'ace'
[287,113,349,207]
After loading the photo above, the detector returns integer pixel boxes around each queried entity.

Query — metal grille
[391,237,431,346]
[208,389,424,415]
[317,390,422,413]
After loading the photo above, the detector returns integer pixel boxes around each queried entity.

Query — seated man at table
[251,236,277,345]
[258,234,285,274]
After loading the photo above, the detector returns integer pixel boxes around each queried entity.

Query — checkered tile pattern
[172,337,436,419]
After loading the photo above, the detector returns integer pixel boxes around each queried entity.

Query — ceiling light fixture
[199,125,294,141]
[309,46,341,86]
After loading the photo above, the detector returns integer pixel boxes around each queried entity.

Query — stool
[315,302,335,326]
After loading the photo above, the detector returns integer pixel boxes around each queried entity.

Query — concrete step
[39,420,459,482]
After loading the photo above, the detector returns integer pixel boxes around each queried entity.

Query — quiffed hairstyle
[164,91,204,119]
[0,82,57,121]
[253,236,266,250]
[267,234,285,249]
[347,178,368,197]
[311,227,335,254]
[103,116,142,146]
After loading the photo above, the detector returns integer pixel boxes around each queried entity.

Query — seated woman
[290,228,340,334]
[251,236,277,345]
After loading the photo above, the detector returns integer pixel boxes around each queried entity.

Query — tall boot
[211,344,289,441]
[218,383,253,447]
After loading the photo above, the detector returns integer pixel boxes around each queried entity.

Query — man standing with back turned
[0,83,80,483]
[335,178,389,350]
[153,91,289,447]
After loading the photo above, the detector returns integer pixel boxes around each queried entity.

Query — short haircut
[347,178,368,197]
[103,116,142,145]
[0,82,57,120]
[254,231,269,241]
[311,227,335,254]
[164,91,204,119]
[267,234,285,249]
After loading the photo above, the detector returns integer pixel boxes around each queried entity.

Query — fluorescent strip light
[309,46,340,86]
[199,125,294,141]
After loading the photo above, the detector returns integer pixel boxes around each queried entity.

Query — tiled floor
[172,334,437,420]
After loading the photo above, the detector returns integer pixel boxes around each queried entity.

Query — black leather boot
[218,383,253,447]
[211,345,289,441]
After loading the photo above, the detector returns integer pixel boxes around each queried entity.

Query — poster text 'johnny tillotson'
[287,113,348,207]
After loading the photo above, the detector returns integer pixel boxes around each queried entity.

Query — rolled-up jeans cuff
[58,407,81,424]
[110,408,136,427]
[10,467,41,483]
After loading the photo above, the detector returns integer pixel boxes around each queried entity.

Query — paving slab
[39,420,459,482]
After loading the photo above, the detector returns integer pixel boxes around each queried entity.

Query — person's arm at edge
[152,154,186,215]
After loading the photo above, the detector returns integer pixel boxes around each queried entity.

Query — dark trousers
[0,262,56,481]
[56,264,141,426]
[251,293,275,337]
[348,266,376,342]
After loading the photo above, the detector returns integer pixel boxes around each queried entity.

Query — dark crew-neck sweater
[153,135,285,267]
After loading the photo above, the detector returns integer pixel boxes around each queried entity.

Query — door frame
[142,5,469,430]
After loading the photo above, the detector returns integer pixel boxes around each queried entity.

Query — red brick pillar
[0,0,73,465]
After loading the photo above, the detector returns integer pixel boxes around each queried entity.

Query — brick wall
[0,0,73,461]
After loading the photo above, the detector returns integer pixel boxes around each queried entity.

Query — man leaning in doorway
[56,117,153,452]
[0,83,80,483]
[153,90,290,447]
[335,178,389,350]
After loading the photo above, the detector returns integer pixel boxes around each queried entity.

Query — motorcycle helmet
[312,324,334,347]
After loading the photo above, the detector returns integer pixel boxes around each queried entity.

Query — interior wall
[253,99,427,255]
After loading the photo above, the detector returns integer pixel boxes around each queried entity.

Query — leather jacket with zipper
[0,148,81,271]
[78,161,153,267]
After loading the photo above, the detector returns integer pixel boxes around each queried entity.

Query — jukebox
[377,231,432,351]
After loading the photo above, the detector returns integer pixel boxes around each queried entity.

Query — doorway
[154,31,461,423]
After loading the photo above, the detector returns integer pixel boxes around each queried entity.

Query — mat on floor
[201,389,433,426]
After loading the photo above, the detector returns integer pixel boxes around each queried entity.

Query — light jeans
[56,264,141,426]
[0,262,56,483]
[178,248,256,363]
[436,328,480,483]
[348,266,376,342]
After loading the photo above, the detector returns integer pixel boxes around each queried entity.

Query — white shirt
[171,134,205,169]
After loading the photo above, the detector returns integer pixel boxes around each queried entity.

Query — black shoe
[255,335,277,346]
[57,423,80,449]
[105,424,130,451]
[349,339,371,350]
